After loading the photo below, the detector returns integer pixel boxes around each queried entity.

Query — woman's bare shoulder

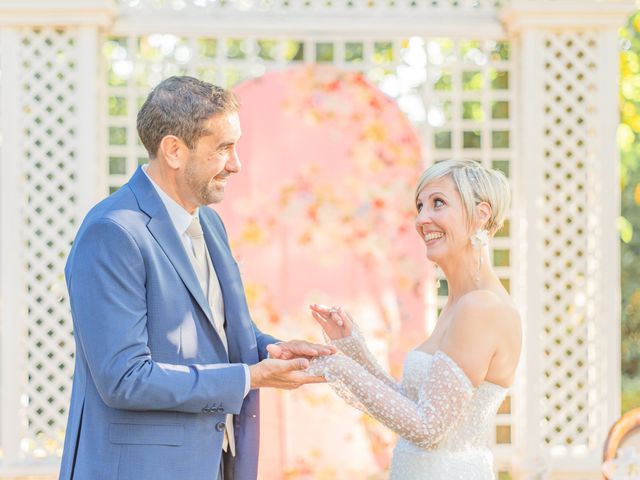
[454,289,520,325]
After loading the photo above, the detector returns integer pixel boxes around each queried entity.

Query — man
[59,76,332,480]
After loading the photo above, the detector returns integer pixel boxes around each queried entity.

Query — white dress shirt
[142,166,251,397]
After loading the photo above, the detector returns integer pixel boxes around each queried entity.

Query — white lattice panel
[538,31,604,460]
[19,27,78,460]
[116,0,505,14]
[105,32,517,475]
[425,37,515,291]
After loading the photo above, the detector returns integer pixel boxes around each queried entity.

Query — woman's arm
[311,305,400,391]
[308,350,473,449]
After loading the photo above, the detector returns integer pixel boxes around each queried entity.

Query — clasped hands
[249,304,354,390]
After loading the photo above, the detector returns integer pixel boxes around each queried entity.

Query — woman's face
[414,176,471,264]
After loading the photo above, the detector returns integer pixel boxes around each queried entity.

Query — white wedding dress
[308,326,507,479]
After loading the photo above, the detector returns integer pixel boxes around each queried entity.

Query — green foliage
[622,376,640,414]
[620,10,640,412]
[315,42,334,62]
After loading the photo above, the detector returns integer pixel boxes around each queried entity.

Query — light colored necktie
[186,216,235,456]
[186,216,209,294]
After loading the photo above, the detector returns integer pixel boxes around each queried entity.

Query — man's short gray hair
[137,76,239,158]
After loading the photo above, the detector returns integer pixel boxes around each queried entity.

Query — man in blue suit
[59,76,333,480]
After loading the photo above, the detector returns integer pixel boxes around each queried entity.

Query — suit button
[217,407,224,413]
[202,407,210,413]
[215,422,225,432]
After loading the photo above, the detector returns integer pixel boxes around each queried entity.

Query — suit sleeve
[67,219,247,414]
[252,323,279,361]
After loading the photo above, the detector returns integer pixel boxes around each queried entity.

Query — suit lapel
[128,168,216,330]
[200,210,253,364]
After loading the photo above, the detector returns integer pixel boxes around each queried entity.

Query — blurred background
[620,10,640,414]
[0,0,638,478]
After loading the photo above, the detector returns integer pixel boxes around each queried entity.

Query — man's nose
[227,149,241,174]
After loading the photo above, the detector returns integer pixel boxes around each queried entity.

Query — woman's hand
[310,304,353,340]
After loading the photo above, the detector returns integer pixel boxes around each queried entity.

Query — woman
[308,159,522,479]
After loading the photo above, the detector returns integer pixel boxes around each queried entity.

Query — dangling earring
[470,229,489,285]
[434,264,441,290]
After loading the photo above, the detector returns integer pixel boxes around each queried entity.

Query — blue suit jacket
[59,167,277,480]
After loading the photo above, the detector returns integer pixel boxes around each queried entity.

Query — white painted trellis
[0,0,631,478]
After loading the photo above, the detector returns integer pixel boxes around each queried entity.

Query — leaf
[618,123,636,151]
[618,216,634,243]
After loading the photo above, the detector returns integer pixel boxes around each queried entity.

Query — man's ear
[476,202,492,230]
[158,135,185,169]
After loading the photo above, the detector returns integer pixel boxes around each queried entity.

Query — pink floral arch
[216,65,432,478]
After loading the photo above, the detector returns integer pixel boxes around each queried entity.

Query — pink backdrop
[217,65,431,478]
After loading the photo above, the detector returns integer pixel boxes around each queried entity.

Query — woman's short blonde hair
[414,159,510,235]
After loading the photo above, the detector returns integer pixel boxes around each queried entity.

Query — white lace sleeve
[308,350,474,449]
[327,325,400,391]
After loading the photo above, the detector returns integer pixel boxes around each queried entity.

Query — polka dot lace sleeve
[308,350,474,450]
[325,323,401,392]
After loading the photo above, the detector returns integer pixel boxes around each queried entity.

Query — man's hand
[266,340,336,360]
[249,358,326,390]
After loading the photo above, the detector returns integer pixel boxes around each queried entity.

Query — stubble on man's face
[181,112,241,208]
[184,155,226,206]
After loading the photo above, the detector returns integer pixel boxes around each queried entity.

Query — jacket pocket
[109,423,184,446]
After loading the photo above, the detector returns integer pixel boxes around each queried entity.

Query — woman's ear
[476,202,492,230]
